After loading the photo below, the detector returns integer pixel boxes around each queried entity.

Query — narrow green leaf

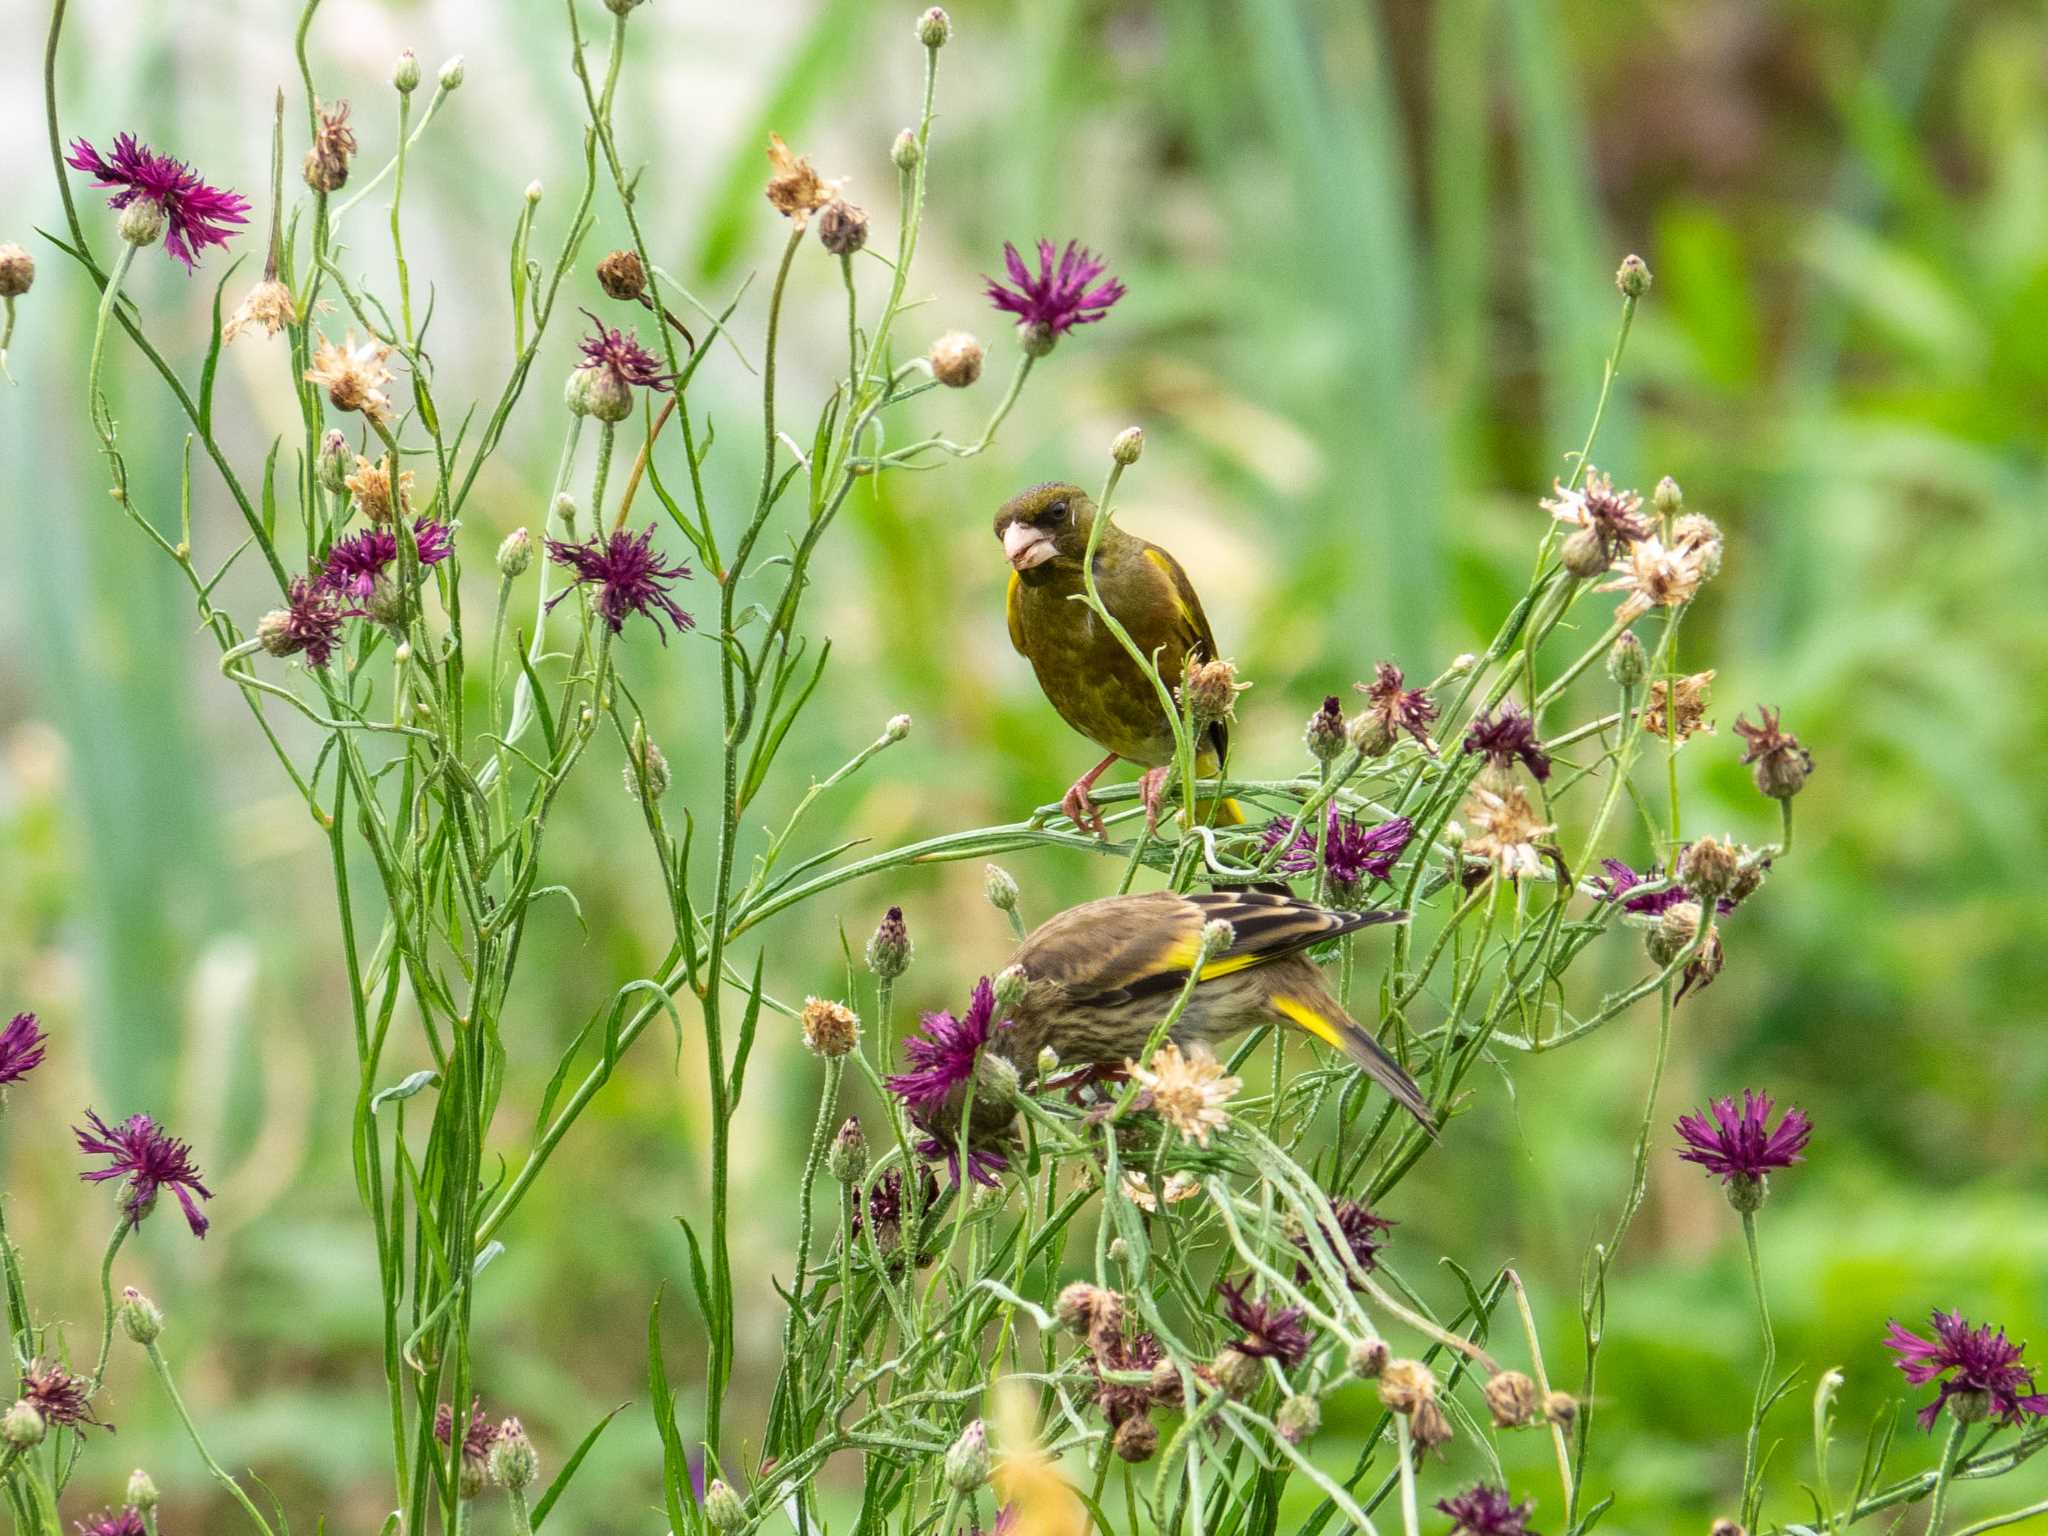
[529,1401,629,1530]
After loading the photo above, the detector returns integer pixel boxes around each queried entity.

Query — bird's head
[994,482,1095,580]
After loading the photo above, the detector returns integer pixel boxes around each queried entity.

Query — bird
[992,888,1435,1132]
[995,481,1240,835]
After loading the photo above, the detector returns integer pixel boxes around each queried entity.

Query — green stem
[144,1341,280,1536]
[508,1485,534,1536]
[88,1217,132,1391]
[1739,1208,1776,1527]
[1926,1415,1968,1535]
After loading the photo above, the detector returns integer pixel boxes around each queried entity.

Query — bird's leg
[1138,765,1172,830]
[1061,752,1120,838]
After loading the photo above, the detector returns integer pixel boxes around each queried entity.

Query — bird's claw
[1062,781,1109,839]
[1138,766,1171,831]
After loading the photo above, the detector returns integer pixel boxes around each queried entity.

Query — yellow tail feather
[1269,994,1437,1132]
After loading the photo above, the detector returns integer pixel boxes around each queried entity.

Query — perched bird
[995,482,1240,834]
[994,889,1434,1131]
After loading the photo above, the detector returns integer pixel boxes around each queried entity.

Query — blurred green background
[2,0,2045,1529]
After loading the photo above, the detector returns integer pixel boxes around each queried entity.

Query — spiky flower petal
[74,1109,214,1236]
[66,133,249,269]
[1885,1311,2048,1430]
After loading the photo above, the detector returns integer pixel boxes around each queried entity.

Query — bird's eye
[1047,501,1069,524]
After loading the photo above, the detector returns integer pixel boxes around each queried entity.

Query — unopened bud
[564,365,597,417]
[976,1049,1021,1107]
[865,906,912,979]
[1210,1346,1263,1399]
[800,997,860,1059]
[597,249,647,301]
[437,55,464,91]
[943,1419,990,1490]
[1678,836,1740,901]
[1112,1415,1158,1462]
[1035,1045,1059,1078]
[1110,425,1145,466]
[891,129,921,171]
[552,492,577,528]
[496,527,532,577]
[916,7,952,47]
[1200,919,1235,957]
[884,713,912,742]
[928,331,984,388]
[524,180,543,205]
[393,50,421,93]
[118,1286,163,1345]
[816,200,869,257]
[1483,1370,1539,1428]
[1561,526,1608,579]
[827,1117,867,1182]
[604,0,645,14]
[580,364,633,423]
[1615,253,1651,299]
[992,965,1028,1012]
[1304,695,1346,763]
[489,1418,538,1489]
[317,428,352,493]
[1654,475,1683,516]
[1607,630,1647,688]
[1348,1338,1390,1379]
[1108,1236,1129,1264]
[703,1477,746,1533]
[1276,1394,1320,1444]
[0,244,34,299]
[984,864,1020,913]
[118,198,167,248]
[125,1469,159,1511]
[622,724,669,802]
[1647,901,1703,966]
[1,1401,45,1448]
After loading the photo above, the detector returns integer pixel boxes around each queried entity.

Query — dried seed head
[1179,656,1249,733]
[1616,253,1651,298]
[928,331,984,387]
[597,249,647,301]
[1726,857,1767,908]
[1735,706,1813,800]
[304,99,357,192]
[703,1478,746,1533]
[1643,670,1717,741]
[488,1418,539,1489]
[917,7,952,47]
[943,1419,990,1490]
[1607,630,1647,688]
[827,1117,867,1182]
[1647,901,1703,967]
[1672,512,1723,579]
[1111,425,1145,466]
[865,906,912,979]
[1376,1358,1437,1414]
[984,863,1020,913]
[125,1469,159,1511]
[816,199,869,257]
[0,243,37,298]
[497,527,533,578]
[1408,1396,1454,1452]
[622,725,670,802]
[1055,1281,1104,1334]
[1305,695,1347,764]
[392,50,421,93]
[345,454,414,524]
[1,1401,45,1448]
[1678,836,1740,902]
[1112,1414,1159,1462]
[801,997,861,1059]
[117,1287,163,1345]
[765,132,835,225]
[1209,1346,1263,1399]
[1348,1338,1390,1378]
[1276,1394,1320,1444]
[1483,1369,1539,1429]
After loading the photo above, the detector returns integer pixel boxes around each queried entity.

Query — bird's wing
[1136,543,1229,761]
[1015,891,1403,1008]
[1005,570,1027,656]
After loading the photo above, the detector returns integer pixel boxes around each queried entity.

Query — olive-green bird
[992,889,1435,1132]
[995,481,1241,835]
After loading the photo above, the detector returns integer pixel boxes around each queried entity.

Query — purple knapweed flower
[435,1396,500,1459]
[1463,707,1551,782]
[1292,1199,1395,1288]
[1674,1090,1811,1184]
[1437,1485,1541,1536]
[915,1134,1008,1190]
[985,239,1125,340]
[544,525,694,638]
[74,1510,146,1536]
[259,577,346,669]
[21,1358,106,1430]
[67,133,249,269]
[1597,854,1750,917]
[1260,810,1413,890]
[75,1109,214,1237]
[1885,1310,2048,1430]
[318,519,453,602]
[1355,662,1438,753]
[885,977,1001,1117]
[577,311,674,391]
[0,1012,48,1085]
[1217,1276,1312,1369]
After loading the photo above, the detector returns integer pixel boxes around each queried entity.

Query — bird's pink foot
[1138,766,1172,830]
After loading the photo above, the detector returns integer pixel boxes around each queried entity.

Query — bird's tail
[1193,749,1244,827]
[1269,991,1437,1134]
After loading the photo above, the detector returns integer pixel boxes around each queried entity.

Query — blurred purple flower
[577,310,675,391]
[544,525,694,638]
[1292,1199,1395,1288]
[1463,707,1551,782]
[1673,1090,1811,1183]
[75,1510,146,1536]
[886,978,1000,1116]
[318,519,453,601]
[75,1109,214,1237]
[1217,1276,1311,1369]
[1885,1310,2048,1430]
[66,132,249,269]
[0,1012,47,1085]
[985,239,1125,337]
[1437,1485,1540,1536]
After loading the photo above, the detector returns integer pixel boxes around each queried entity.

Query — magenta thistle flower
[577,310,674,391]
[1674,1090,1811,1184]
[318,519,453,602]
[75,1109,214,1237]
[1437,1485,1540,1536]
[915,1134,1009,1190]
[886,977,1001,1116]
[75,1510,146,1536]
[1355,662,1438,752]
[544,525,694,638]
[66,133,249,270]
[435,1396,500,1459]
[1292,1199,1395,1287]
[0,1012,48,1085]
[1885,1311,2048,1430]
[850,1164,940,1252]
[21,1359,106,1430]
[260,577,346,669]
[985,239,1126,338]
[1463,707,1551,782]
[1217,1276,1312,1368]
[1261,810,1414,895]
[1596,859,1700,917]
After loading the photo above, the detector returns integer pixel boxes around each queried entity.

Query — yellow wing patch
[1163,935,1268,981]
[1143,548,1202,639]
[1270,994,1346,1053]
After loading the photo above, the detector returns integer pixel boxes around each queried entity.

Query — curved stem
[88,1217,132,1391]
[144,1340,280,1536]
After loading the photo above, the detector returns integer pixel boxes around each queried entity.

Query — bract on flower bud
[0,244,35,298]
[126,1469,159,1511]
[1562,526,1609,579]
[581,364,634,423]
[488,1418,539,1489]
[816,200,869,257]
[1647,901,1703,967]
[975,1049,1021,1107]
[827,1117,867,1182]
[984,864,1020,914]
[1654,475,1683,516]
[1200,919,1235,957]
[801,997,860,1059]
[1305,695,1346,764]
[1016,320,1057,358]
[884,713,912,742]
[1615,253,1651,298]
[2,1400,45,1448]
[564,365,598,417]
[703,1477,746,1533]
[943,1418,990,1490]
[1108,1236,1130,1265]
[1112,1415,1158,1462]
[118,1286,163,1345]
[437,55,465,91]
[1607,630,1647,688]
[1209,1346,1263,1399]
[1111,425,1144,466]
[891,129,921,171]
[118,198,167,248]
[917,7,952,47]
[1725,1172,1768,1214]
[1483,1369,1539,1428]
[1276,1394,1320,1444]
[928,331,984,388]
[992,964,1028,1011]
[496,527,532,577]
[865,906,912,979]
[392,50,421,93]
[1947,1388,1993,1425]
[317,429,352,493]
[1678,836,1740,902]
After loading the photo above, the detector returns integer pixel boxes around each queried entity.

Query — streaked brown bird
[995,482,1241,834]
[992,888,1434,1131]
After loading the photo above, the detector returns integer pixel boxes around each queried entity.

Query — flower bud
[126,1469,159,1511]
[816,200,869,257]
[1036,1045,1059,1077]
[496,527,532,578]
[1200,919,1235,957]
[0,244,34,299]
[1654,475,1683,516]
[581,365,634,424]
[1709,1522,1746,1536]
[975,1049,1021,1107]
[1725,1171,1768,1213]
[1678,836,1739,902]
[488,1418,539,1489]
[1304,695,1346,764]
[916,7,952,47]
[552,492,578,528]
[1543,1390,1578,1427]
[1376,1359,1436,1414]
[1112,1415,1158,1462]
[316,429,352,493]
[393,50,421,93]
[1483,1370,1539,1428]
[827,1117,867,1182]
[1108,1236,1129,1265]
[525,180,544,205]
[801,997,860,1059]
[2,1400,45,1448]
[992,964,1029,1012]
[1209,1346,1263,1399]
[1016,320,1057,358]
[891,128,921,171]
[437,55,465,91]
[1561,526,1609,580]
[1606,630,1647,689]
[1111,426,1145,466]
[1348,1338,1389,1379]
[564,365,597,417]
[604,0,645,14]
[1349,711,1396,759]
[118,1286,163,1345]
[1180,657,1248,732]
[703,1477,746,1533]
[944,1419,990,1491]
[1615,253,1651,299]
[1276,1394,1320,1444]
[865,906,912,980]
[118,198,167,248]
[623,726,669,802]
[597,249,647,301]
[984,863,1020,914]
[928,331,984,388]
[884,713,912,742]
[1647,901,1703,967]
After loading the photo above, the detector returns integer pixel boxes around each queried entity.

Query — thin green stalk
[1925,1416,1968,1535]
[144,1341,280,1536]
[87,1218,132,1391]
[1739,1208,1776,1527]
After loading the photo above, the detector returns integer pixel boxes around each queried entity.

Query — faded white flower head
[1126,1040,1240,1147]
[1461,783,1554,882]
[306,329,396,423]
[222,278,294,343]
[1596,534,1708,624]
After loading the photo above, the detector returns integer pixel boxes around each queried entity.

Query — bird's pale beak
[1004,522,1056,571]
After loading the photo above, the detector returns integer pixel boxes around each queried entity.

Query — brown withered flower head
[1735,706,1813,800]
[1180,655,1249,733]
[306,330,396,423]
[21,1359,106,1431]
[596,248,647,302]
[304,99,357,193]
[1545,467,1649,576]
[1353,661,1437,756]
[764,132,837,225]
[223,278,295,344]
[344,454,413,524]
[1643,669,1716,741]
[816,198,869,257]
[800,997,860,1059]
[1597,534,1709,624]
